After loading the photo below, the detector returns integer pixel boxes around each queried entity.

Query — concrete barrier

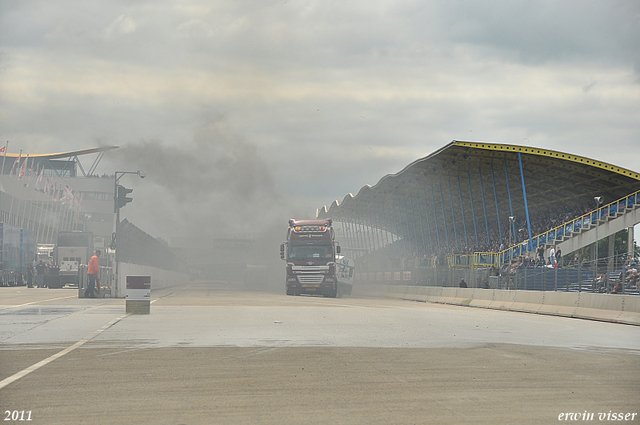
[469,289,496,309]
[452,288,475,306]
[426,286,443,304]
[492,290,517,310]
[438,287,458,305]
[353,283,640,326]
[511,291,545,314]
[573,292,635,324]
[537,291,580,318]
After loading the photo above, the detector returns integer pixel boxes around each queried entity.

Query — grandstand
[318,141,640,293]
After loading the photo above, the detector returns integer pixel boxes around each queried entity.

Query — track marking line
[0,313,130,390]
[0,295,78,311]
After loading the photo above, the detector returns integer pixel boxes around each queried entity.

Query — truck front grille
[297,274,324,284]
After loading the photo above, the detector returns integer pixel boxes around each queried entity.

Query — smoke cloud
[108,120,304,239]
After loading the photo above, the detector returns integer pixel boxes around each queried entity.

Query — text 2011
[4,411,32,421]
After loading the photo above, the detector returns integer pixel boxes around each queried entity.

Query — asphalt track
[1,282,639,424]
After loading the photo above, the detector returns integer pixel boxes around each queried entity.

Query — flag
[9,152,20,177]
[1,142,7,176]
[27,164,37,187]
[18,155,29,179]
[36,168,44,189]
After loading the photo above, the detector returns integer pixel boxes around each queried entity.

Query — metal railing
[472,190,639,267]
[77,265,115,298]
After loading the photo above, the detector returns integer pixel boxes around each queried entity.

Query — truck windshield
[289,244,332,260]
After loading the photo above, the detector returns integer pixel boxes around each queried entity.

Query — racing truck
[280,218,353,297]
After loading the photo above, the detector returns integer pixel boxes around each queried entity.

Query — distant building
[0,146,119,248]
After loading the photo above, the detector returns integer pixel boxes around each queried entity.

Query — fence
[117,219,185,273]
[355,250,639,295]
[77,264,115,298]
[473,190,639,267]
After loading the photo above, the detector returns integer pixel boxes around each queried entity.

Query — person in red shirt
[84,250,101,298]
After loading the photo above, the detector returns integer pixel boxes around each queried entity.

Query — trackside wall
[116,262,189,297]
[351,284,640,326]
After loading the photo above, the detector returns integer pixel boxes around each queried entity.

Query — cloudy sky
[1,0,639,240]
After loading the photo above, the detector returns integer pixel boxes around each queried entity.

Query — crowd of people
[397,202,597,259]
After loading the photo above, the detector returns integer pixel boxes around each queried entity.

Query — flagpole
[45,181,56,244]
[1,141,8,175]
[8,150,21,226]
[17,155,30,228]
[34,167,46,243]
[45,195,56,244]
[35,194,45,244]
[0,141,7,224]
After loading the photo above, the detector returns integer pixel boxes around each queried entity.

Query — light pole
[114,170,145,297]
[594,196,603,280]
[508,216,515,263]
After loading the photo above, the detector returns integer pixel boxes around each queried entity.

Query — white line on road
[0,295,78,311]
[0,313,130,390]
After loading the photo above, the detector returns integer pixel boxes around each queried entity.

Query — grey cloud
[429,0,640,72]
[1,0,639,240]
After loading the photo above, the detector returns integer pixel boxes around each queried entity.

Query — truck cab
[281,218,341,297]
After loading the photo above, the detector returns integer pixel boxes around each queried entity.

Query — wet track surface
[1,282,639,424]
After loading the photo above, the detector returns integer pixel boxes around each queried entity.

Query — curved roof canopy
[318,141,640,252]
[4,146,119,159]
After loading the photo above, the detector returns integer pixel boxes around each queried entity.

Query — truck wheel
[325,285,337,298]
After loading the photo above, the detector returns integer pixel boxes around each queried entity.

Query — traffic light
[115,184,133,211]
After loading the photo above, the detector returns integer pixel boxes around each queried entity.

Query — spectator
[27,261,34,288]
[84,250,101,298]
[35,260,46,288]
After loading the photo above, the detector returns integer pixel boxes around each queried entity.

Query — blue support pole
[439,181,449,250]
[422,188,434,253]
[518,153,534,252]
[490,163,503,244]
[467,171,479,249]
[431,184,441,250]
[352,219,359,251]
[376,209,384,250]
[367,214,376,252]
[457,176,469,249]
[393,201,403,256]
[415,192,427,255]
[388,203,397,249]
[504,158,517,243]
[448,180,459,250]
[360,219,367,252]
[367,212,376,251]
[372,211,380,251]
[362,216,376,252]
[350,220,357,252]
[344,220,352,251]
[395,201,407,257]
[409,194,420,256]
[478,166,491,249]
[404,195,414,257]
[382,203,391,247]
